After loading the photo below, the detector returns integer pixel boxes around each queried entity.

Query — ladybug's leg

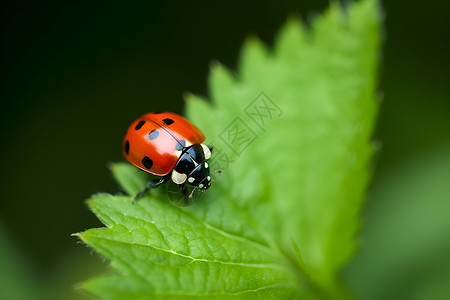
[177,183,188,199]
[132,174,170,204]
[178,184,189,205]
[148,174,170,188]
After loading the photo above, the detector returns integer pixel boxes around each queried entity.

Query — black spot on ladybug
[135,120,146,130]
[148,130,159,140]
[125,140,130,155]
[175,140,186,151]
[162,118,174,125]
[142,156,153,169]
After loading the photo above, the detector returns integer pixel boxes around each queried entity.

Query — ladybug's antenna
[188,170,222,199]
[188,185,198,199]
[209,169,223,175]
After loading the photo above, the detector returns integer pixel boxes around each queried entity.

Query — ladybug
[123,111,219,202]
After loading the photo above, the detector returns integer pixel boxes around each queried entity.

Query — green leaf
[76,0,381,299]
[76,191,300,299]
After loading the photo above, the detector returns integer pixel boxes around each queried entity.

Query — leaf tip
[72,231,88,244]
[239,34,270,78]
[208,59,222,71]
[275,14,306,57]
[107,161,119,172]
[242,34,268,56]
[285,13,303,28]
[209,60,235,81]
[85,193,112,210]
[208,60,237,103]
[74,278,97,298]
[71,232,81,239]
[183,91,195,102]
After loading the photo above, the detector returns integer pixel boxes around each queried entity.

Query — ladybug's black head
[186,161,212,190]
[172,144,219,197]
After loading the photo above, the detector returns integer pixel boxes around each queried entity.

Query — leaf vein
[88,235,284,270]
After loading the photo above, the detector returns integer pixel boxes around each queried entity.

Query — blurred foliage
[0,221,106,300]
[0,0,449,299]
[343,142,450,299]
[0,222,41,300]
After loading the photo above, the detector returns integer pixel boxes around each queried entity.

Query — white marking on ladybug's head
[204,162,209,169]
[201,144,211,160]
[198,183,204,189]
[171,170,187,184]
[207,176,211,181]
[174,150,182,157]
[188,177,195,183]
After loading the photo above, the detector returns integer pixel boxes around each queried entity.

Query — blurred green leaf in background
[0,223,41,300]
[343,142,450,300]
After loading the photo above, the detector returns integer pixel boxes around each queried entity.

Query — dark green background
[1,1,449,299]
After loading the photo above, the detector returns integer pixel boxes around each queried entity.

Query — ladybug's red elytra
[123,111,219,202]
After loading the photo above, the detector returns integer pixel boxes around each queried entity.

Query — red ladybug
[123,112,218,202]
